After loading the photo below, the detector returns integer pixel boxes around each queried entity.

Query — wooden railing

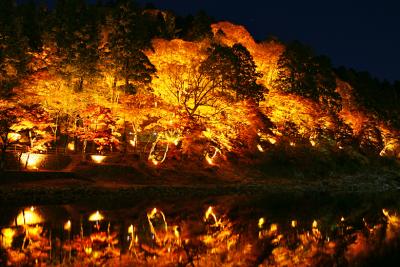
[5,142,154,156]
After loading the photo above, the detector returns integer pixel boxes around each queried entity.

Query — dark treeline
[275,40,400,129]
[335,67,400,129]
[1,0,214,96]
[1,0,399,129]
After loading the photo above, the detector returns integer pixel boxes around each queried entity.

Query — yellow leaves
[337,79,399,154]
[148,38,209,67]
[163,129,181,145]
[4,62,18,77]
[146,38,210,110]
[202,128,213,139]
[11,120,35,132]
[7,132,21,142]
[211,22,257,51]
[260,91,335,139]
[211,22,284,88]
[1,228,16,249]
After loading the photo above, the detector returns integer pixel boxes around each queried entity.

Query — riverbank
[1,168,400,208]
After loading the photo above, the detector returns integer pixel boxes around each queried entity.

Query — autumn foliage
[0,0,399,171]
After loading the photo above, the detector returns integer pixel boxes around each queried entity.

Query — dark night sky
[23,0,400,82]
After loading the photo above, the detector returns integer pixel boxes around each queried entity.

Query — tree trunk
[54,114,59,154]
[77,77,84,92]
[0,145,6,171]
[24,153,30,169]
[0,134,7,170]
[112,76,117,104]
[64,136,69,154]
[82,139,87,160]
[132,122,137,155]
[18,151,23,171]
[28,130,33,149]
[123,120,127,155]
[125,76,129,94]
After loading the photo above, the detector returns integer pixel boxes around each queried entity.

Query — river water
[1,193,400,266]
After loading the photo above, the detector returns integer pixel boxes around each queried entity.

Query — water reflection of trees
[1,206,400,266]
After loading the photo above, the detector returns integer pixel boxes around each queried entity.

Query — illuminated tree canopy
[0,0,399,169]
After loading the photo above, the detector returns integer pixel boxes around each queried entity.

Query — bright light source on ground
[89,211,104,222]
[7,132,21,142]
[15,207,44,226]
[19,153,45,170]
[91,155,107,164]
[257,144,264,152]
[67,142,75,151]
[129,140,136,147]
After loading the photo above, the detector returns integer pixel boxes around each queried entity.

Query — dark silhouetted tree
[0,107,17,170]
[106,0,155,94]
[276,41,341,112]
[0,0,30,98]
[53,0,100,91]
[18,0,42,51]
[182,11,213,41]
[201,43,265,103]
[335,67,400,129]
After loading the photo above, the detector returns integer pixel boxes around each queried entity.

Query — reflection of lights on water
[173,225,180,239]
[89,211,104,222]
[2,204,400,265]
[270,223,278,233]
[20,153,45,170]
[382,208,400,225]
[147,208,168,232]
[383,209,389,217]
[91,155,107,164]
[1,228,15,248]
[15,207,44,226]
[258,218,265,229]
[128,224,138,250]
[128,224,134,234]
[204,206,221,227]
[147,208,168,244]
[268,137,277,144]
[85,247,93,255]
[64,220,71,231]
[310,140,316,147]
